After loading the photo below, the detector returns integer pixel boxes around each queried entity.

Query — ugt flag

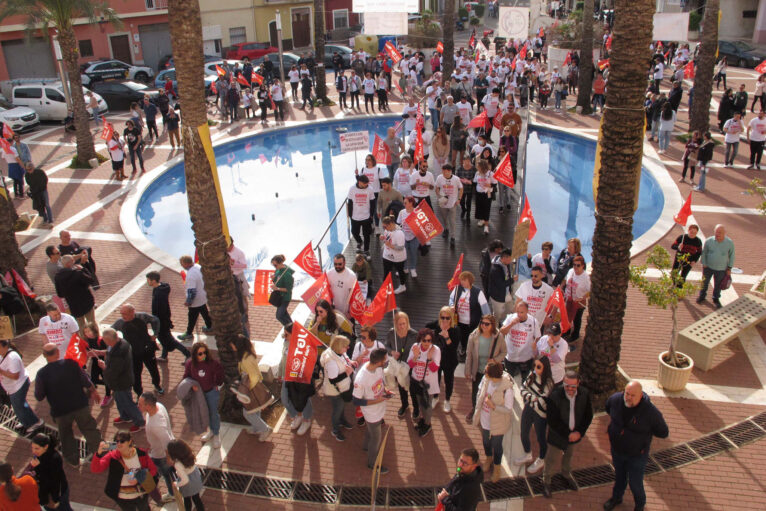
[285,323,324,383]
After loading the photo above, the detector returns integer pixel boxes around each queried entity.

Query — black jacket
[33,448,68,506]
[546,384,593,451]
[668,86,683,111]
[442,466,484,511]
[151,283,173,328]
[552,249,581,287]
[487,256,512,303]
[104,339,134,391]
[54,266,96,317]
[605,391,669,457]
[34,359,92,417]
[425,320,460,371]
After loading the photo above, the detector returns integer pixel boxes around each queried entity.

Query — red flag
[545,287,571,333]
[468,33,476,49]
[65,333,89,367]
[605,34,613,51]
[494,152,515,188]
[0,137,12,156]
[519,195,537,240]
[404,200,443,244]
[348,280,367,323]
[415,103,424,130]
[674,192,692,226]
[251,72,264,86]
[519,44,527,60]
[663,49,670,61]
[683,61,695,79]
[384,41,402,64]
[564,52,571,66]
[436,41,444,53]
[467,110,490,130]
[210,81,217,95]
[538,27,545,38]
[362,273,396,326]
[301,273,333,312]
[215,64,226,77]
[10,269,35,298]
[756,60,766,74]
[251,269,275,306]
[447,254,464,291]
[285,322,324,383]
[492,112,503,130]
[100,122,114,141]
[413,129,424,164]
[293,242,322,278]
[180,270,186,283]
[597,59,610,71]
[2,123,14,139]
[372,134,392,165]
[237,74,250,87]
[475,50,481,64]
[267,89,276,110]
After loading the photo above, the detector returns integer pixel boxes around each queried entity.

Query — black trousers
[398,383,419,416]
[132,351,160,396]
[364,93,375,112]
[146,120,158,140]
[350,218,372,251]
[460,188,473,217]
[750,140,764,165]
[383,258,406,288]
[350,90,360,108]
[273,100,285,121]
[186,305,212,334]
[158,326,190,359]
[339,92,347,108]
[470,371,483,409]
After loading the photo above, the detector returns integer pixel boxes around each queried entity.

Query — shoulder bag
[269,269,288,307]
[234,372,276,412]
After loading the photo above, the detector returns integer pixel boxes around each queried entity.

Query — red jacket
[91,448,157,502]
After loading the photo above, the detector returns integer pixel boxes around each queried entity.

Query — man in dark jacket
[54,254,98,332]
[110,304,163,397]
[24,163,53,225]
[603,381,669,511]
[487,248,514,323]
[437,448,484,511]
[542,370,593,498]
[99,328,145,431]
[479,239,505,294]
[667,81,683,112]
[146,271,190,362]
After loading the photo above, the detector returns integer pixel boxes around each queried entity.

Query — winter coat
[441,466,484,511]
[464,329,506,379]
[605,391,669,457]
[472,373,514,435]
[54,266,96,317]
[546,384,593,451]
[176,377,210,434]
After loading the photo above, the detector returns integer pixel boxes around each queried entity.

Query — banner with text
[404,200,443,244]
[285,322,324,383]
[339,131,370,153]
[363,12,408,35]
[352,0,417,12]
[253,269,275,306]
[498,7,530,40]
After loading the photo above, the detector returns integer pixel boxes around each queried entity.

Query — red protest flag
[494,152,515,188]
[372,134,392,165]
[447,253,464,291]
[293,242,322,278]
[348,280,367,323]
[436,41,444,53]
[215,64,226,77]
[468,32,476,49]
[285,322,324,383]
[301,272,333,312]
[564,52,571,66]
[384,41,402,64]
[413,129,425,165]
[683,61,695,79]
[210,81,217,95]
[605,34,613,51]
[362,273,396,326]
[597,59,610,71]
[519,195,537,240]
[5,269,35,299]
[538,27,545,38]
[0,137,12,155]
[100,122,114,141]
[251,72,264,86]
[2,123,14,139]
[237,74,250,87]
[674,192,692,226]
[467,110,490,130]
[65,333,89,367]
[252,269,276,306]
[492,112,503,130]
[663,49,670,61]
[404,200,444,244]
[268,89,276,110]
[545,287,571,333]
[756,60,766,74]
[519,44,527,60]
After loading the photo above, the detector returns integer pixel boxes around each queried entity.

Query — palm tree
[441,0,456,87]
[168,0,248,422]
[0,193,28,282]
[575,0,595,114]
[0,0,120,166]
[689,0,720,134]
[579,0,654,400]
[313,0,329,102]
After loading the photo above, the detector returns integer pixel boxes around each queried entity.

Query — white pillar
[753,0,766,44]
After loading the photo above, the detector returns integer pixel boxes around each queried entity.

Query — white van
[12,82,108,122]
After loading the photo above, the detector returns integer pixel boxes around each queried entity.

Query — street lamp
[275,10,286,85]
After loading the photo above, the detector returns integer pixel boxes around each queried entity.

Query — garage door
[139,23,172,72]
[2,38,57,79]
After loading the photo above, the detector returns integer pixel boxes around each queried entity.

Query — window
[229,27,247,46]
[45,88,66,102]
[333,9,349,30]
[14,87,42,99]
[78,40,94,57]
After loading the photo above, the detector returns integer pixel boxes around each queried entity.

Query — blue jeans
[275,301,292,332]
[497,184,511,209]
[725,141,739,165]
[151,456,174,496]
[430,108,440,131]
[42,190,53,223]
[610,450,649,508]
[699,266,726,301]
[330,395,348,434]
[244,409,269,433]
[520,405,548,459]
[650,119,660,139]
[113,389,145,426]
[554,91,562,109]
[204,388,221,435]
[405,237,419,270]
[9,378,40,428]
[696,165,707,190]
[658,129,672,151]
[281,382,313,420]
[480,427,504,465]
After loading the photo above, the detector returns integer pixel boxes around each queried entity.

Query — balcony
[145,0,168,9]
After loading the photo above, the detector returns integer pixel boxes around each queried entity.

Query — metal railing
[313,198,350,271]
[514,86,531,276]
[145,0,168,10]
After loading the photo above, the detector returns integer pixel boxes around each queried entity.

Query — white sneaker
[477,220,484,226]
[297,419,312,436]
[212,435,221,449]
[527,457,545,474]
[200,431,213,442]
[258,427,273,442]
[410,269,418,278]
[290,416,303,431]
[161,493,174,503]
[483,225,489,234]
[394,285,407,294]
[513,452,533,465]
[443,400,452,413]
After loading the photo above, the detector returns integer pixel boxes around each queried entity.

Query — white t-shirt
[749,116,766,142]
[407,344,441,394]
[482,94,501,118]
[38,313,80,360]
[381,227,406,262]
[472,142,497,157]
[347,185,375,221]
[107,139,124,162]
[351,341,386,376]
[0,351,27,394]
[363,78,376,94]
[480,379,514,430]
[185,264,208,307]
[326,267,357,314]
[473,171,496,194]
[536,336,568,383]
[361,165,387,194]
[270,84,283,101]
[457,101,472,125]
[435,174,463,208]
[454,287,472,324]
[288,69,300,83]
[396,208,416,241]
[515,280,554,325]
[118,454,142,500]
[530,253,556,281]
[2,146,19,165]
[353,362,387,422]
[145,403,174,458]
[394,166,413,197]
[409,171,435,198]
[403,104,419,132]
[503,313,541,362]
[723,118,743,144]
[564,269,591,301]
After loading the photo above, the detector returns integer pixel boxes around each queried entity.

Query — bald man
[697,224,735,309]
[111,304,163,397]
[603,381,668,511]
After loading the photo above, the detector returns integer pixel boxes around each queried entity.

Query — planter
[747,270,766,299]
[657,351,694,391]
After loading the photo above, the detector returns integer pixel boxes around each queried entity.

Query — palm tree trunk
[57,25,97,165]
[314,0,328,101]
[689,0,719,134]
[168,0,247,422]
[575,0,595,114]
[579,0,654,399]
[0,195,28,282]
[441,0,456,87]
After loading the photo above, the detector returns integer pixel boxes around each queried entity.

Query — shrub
[458,7,468,19]
[470,16,480,26]
[689,11,702,31]
[473,5,485,17]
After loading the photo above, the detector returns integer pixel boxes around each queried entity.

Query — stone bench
[676,294,766,371]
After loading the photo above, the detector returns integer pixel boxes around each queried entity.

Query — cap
[548,323,562,336]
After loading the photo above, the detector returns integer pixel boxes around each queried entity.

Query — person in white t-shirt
[527,241,557,285]
[407,329,441,437]
[38,303,80,360]
[287,65,301,101]
[358,154,388,231]
[409,160,435,208]
[435,164,463,246]
[326,254,358,315]
[746,109,766,169]
[0,339,43,431]
[138,392,179,494]
[457,96,472,127]
[535,323,568,384]
[351,326,386,426]
[402,99,419,135]
[515,267,554,326]
[347,175,375,256]
[380,216,408,294]
[563,255,590,344]
[107,132,126,181]
[270,80,285,122]
[393,155,414,197]
[723,111,743,167]
[363,72,377,113]
[178,255,212,340]
[500,301,541,381]
[352,348,393,473]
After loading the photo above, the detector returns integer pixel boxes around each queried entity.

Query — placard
[363,12,408,35]
[352,0,417,13]
[498,7,530,40]
[339,131,370,153]
[0,316,12,340]
[653,13,689,42]
[511,221,530,260]
[403,200,443,244]
[253,269,275,306]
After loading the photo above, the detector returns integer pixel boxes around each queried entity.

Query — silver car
[0,95,39,132]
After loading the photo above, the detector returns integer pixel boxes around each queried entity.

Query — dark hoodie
[442,465,484,511]
[605,391,669,458]
[151,282,173,328]
[487,255,512,303]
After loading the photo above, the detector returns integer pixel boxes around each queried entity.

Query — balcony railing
[146,0,168,10]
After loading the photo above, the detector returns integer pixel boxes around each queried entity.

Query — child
[377,75,388,110]
[680,130,700,184]
[351,253,373,302]
[167,439,204,510]
[694,131,714,192]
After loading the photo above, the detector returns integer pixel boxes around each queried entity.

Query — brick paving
[2,62,765,510]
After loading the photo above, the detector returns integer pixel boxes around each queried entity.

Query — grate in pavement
[482,477,530,500]
[751,411,766,430]
[688,432,734,458]
[653,444,700,470]
[721,420,766,447]
[0,405,15,426]
[198,467,210,485]
[247,476,295,500]
[203,469,252,493]
[645,455,663,475]
[293,483,338,504]
[339,486,385,506]
[388,486,435,507]
[527,473,571,496]
[572,464,615,488]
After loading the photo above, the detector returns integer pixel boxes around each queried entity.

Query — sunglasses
[196,351,208,356]
[564,383,578,389]
[534,364,543,369]
[440,316,451,320]
[422,338,433,343]
[480,321,492,326]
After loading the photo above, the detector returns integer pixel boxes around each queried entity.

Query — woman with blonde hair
[464,314,506,423]
[320,335,355,441]
[384,311,419,419]
[426,306,461,412]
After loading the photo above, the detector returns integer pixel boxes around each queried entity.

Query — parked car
[156,68,218,95]
[11,82,108,121]
[204,59,244,76]
[226,42,278,61]
[90,80,159,111]
[0,96,39,132]
[717,40,766,68]
[324,44,353,69]
[80,59,154,86]
[252,52,301,78]
[158,54,219,72]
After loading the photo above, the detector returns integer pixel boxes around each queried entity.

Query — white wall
[719,0,758,41]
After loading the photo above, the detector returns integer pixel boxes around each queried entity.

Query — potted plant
[629,246,697,391]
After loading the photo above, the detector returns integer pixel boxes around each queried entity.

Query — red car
[226,42,278,61]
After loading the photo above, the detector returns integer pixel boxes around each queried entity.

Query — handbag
[269,269,288,307]
[234,373,276,412]
[720,273,732,291]
[118,457,156,494]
